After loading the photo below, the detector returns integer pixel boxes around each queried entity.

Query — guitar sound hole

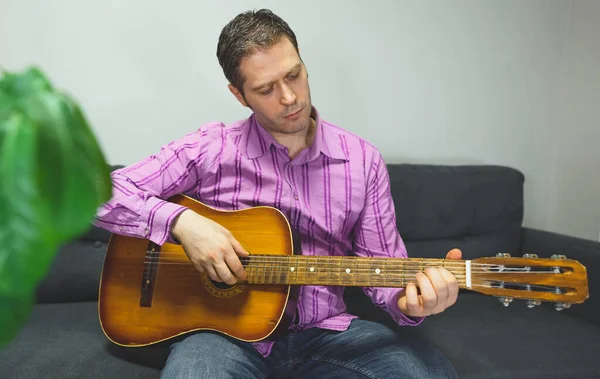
[210,279,235,290]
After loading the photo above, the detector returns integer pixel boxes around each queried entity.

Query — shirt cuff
[385,288,426,326]
[139,197,188,245]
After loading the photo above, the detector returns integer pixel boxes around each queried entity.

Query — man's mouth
[284,108,303,119]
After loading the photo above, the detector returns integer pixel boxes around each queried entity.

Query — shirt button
[293,193,299,200]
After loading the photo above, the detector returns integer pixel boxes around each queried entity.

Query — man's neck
[273,117,317,159]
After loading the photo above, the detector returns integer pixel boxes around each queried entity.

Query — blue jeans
[160,319,458,379]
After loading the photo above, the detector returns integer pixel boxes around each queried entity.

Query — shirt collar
[246,106,349,162]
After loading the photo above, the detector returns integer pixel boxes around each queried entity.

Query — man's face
[229,37,312,137]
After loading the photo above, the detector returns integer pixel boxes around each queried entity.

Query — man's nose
[280,83,296,106]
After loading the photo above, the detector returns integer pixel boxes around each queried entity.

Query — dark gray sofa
[1,164,599,379]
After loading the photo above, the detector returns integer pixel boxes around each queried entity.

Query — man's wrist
[170,209,192,243]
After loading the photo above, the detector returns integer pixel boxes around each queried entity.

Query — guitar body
[98,195,299,347]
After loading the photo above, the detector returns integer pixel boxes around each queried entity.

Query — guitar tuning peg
[551,254,567,259]
[555,302,571,311]
[527,299,542,308]
[498,297,513,307]
[496,253,511,258]
[522,253,538,258]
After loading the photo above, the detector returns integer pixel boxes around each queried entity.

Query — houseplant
[0,66,112,348]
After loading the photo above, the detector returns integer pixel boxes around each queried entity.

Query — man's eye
[260,87,273,95]
[288,73,299,80]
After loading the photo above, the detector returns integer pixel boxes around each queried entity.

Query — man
[95,9,460,379]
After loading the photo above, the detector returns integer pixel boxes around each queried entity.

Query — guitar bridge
[140,242,161,307]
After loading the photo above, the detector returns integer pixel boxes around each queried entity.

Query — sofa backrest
[35,227,112,303]
[388,164,525,260]
[35,163,525,303]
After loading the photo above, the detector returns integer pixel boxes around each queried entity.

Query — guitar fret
[312,256,320,285]
[322,256,330,285]
[338,256,346,286]
[279,256,288,285]
[316,256,323,285]
[269,256,275,284]
[245,258,252,282]
[293,255,299,285]
[336,256,342,286]
[381,259,388,286]
[370,257,380,287]
[352,256,358,286]
[298,256,305,284]
[381,258,387,287]
[400,259,405,287]
[262,256,268,284]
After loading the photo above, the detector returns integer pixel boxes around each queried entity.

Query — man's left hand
[397,248,462,317]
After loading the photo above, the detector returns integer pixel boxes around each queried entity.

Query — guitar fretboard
[239,255,468,288]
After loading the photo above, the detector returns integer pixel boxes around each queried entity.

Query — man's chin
[280,117,311,133]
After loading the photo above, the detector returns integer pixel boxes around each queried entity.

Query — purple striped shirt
[94,107,424,356]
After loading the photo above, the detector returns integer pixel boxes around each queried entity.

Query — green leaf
[0,294,34,346]
[0,113,53,287]
[0,66,112,348]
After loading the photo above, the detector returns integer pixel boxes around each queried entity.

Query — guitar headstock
[470,253,589,311]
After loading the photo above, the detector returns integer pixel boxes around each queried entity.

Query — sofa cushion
[0,302,166,378]
[347,292,600,379]
[411,294,600,379]
[7,297,599,379]
[387,164,524,259]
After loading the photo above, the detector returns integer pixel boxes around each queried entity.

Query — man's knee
[382,331,458,379]
[346,320,458,379]
[160,332,266,379]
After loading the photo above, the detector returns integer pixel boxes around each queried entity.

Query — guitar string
[143,253,557,269]
[136,274,565,293]
[139,262,492,274]
[147,252,502,263]
[140,261,554,274]
[138,269,571,291]
[140,268,554,276]
[138,264,557,275]
[140,256,501,269]
[150,251,556,263]
[139,261,553,272]
[138,267,560,281]
[135,266,570,291]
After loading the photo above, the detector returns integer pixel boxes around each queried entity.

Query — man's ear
[228,84,248,108]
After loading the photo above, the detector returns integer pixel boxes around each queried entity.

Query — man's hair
[216,9,299,95]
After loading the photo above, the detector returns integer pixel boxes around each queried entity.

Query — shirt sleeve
[93,125,219,246]
[352,150,425,327]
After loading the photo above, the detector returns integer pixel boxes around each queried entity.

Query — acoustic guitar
[98,194,589,347]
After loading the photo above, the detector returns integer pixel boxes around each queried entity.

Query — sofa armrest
[520,227,599,326]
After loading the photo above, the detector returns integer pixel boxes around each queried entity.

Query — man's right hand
[170,209,248,285]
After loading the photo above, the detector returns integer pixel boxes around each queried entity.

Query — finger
[416,272,437,312]
[214,261,237,285]
[439,268,459,306]
[225,250,247,281]
[204,265,220,282]
[425,268,449,310]
[446,248,462,260]
[189,258,205,274]
[405,283,422,316]
[230,236,249,257]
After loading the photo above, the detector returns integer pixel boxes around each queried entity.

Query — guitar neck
[241,255,468,288]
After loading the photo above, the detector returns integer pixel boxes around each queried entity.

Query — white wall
[1,0,597,240]
[548,1,600,241]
